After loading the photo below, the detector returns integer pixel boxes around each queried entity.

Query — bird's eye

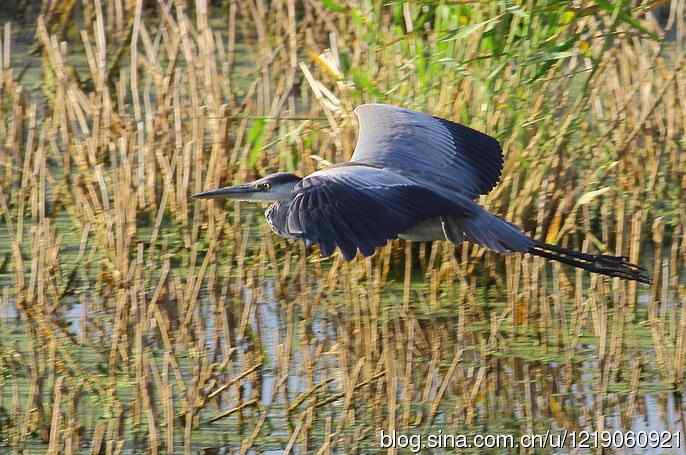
[256,182,271,191]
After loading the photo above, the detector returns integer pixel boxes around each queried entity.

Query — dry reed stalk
[47,376,63,455]
[237,373,290,454]
[89,421,106,455]
[400,316,415,430]
[674,290,686,376]
[207,398,258,424]
[63,382,82,455]
[142,354,160,455]
[161,351,175,454]
[427,347,462,426]
[649,218,670,381]
[382,317,397,455]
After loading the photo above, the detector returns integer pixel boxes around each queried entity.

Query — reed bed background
[0,0,685,453]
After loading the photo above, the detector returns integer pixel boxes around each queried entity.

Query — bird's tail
[527,241,651,284]
[456,208,651,284]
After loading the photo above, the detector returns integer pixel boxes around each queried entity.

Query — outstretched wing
[278,165,474,260]
[351,104,503,199]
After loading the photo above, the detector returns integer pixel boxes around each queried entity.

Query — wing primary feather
[351,104,504,199]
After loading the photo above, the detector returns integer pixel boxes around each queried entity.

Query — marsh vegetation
[0,0,685,453]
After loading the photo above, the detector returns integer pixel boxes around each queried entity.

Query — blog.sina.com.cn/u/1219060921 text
[378,429,682,452]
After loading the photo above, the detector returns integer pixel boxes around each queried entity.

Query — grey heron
[194,104,650,284]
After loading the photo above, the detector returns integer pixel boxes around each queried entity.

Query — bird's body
[194,104,650,284]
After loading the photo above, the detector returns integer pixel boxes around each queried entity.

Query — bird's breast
[265,202,299,239]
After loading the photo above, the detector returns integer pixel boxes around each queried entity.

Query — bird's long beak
[192,184,256,200]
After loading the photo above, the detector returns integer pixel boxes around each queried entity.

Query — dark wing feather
[278,166,473,260]
[351,104,503,199]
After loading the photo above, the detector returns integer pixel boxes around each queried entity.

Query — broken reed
[0,0,684,453]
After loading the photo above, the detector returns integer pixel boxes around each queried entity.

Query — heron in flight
[194,104,650,284]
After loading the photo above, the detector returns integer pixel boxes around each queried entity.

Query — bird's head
[192,172,302,202]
